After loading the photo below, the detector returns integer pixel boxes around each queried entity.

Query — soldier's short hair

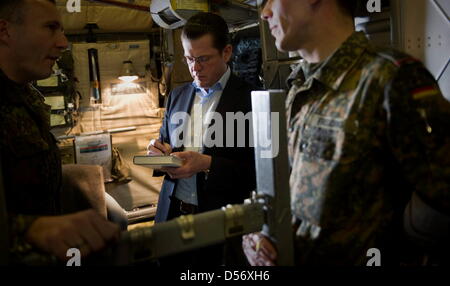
[0,0,56,23]
[181,12,230,52]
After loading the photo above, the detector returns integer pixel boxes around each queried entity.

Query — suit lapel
[202,74,244,155]
[214,74,241,116]
[167,84,195,151]
[182,84,196,115]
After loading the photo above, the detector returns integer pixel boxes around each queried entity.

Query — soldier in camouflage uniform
[243,0,450,265]
[0,0,120,264]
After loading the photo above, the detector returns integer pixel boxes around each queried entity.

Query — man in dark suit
[147,12,256,266]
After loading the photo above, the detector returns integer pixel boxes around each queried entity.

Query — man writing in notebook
[147,12,256,266]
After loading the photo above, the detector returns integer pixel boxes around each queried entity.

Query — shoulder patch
[373,47,421,67]
[411,86,441,100]
[392,56,421,67]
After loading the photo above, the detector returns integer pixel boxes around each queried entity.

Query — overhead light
[118,60,139,82]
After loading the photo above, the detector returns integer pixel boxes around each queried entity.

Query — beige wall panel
[171,29,193,87]
[72,40,151,107]
[69,40,165,210]
[56,0,152,33]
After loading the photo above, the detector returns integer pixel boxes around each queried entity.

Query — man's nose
[192,61,202,72]
[56,32,69,50]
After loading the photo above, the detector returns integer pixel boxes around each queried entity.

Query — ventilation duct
[150,0,208,29]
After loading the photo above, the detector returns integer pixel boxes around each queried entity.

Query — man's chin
[195,80,210,89]
[276,40,289,53]
[36,70,53,81]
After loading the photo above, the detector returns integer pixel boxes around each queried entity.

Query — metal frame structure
[111,202,266,264]
[250,90,294,266]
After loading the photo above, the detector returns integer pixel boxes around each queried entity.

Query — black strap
[404,192,450,250]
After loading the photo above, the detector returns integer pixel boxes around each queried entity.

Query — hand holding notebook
[133,154,183,169]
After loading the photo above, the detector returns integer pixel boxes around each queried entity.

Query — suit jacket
[154,73,256,223]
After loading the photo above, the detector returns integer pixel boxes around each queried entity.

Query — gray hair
[0,0,56,23]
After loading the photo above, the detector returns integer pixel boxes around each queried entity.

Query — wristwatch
[203,168,210,179]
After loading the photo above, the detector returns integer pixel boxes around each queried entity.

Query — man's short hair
[181,12,230,52]
[0,0,56,23]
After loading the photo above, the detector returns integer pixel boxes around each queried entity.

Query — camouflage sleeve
[8,214,57,265]
[384,61,450,213]
[9,214,39,253]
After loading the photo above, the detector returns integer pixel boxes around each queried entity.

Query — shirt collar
[192,65,231,95]
[0,68,33,105]
[287,32,370,91]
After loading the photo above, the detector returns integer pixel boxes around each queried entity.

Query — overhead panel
[435,0,450,17]
[150,0,209,29]
[355,9,392,48]
[56,0,153,34]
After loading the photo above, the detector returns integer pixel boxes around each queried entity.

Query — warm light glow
[110,81,147,96]
[118,60,138,83]
[117,82,139,89]
[118,75,139,83]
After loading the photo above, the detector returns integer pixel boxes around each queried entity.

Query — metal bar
[109,203,265,265]
[251,89,294,266]
[229,0,258,11]
[125,205,157,224]
[88,48,102,103]
[390,0,404,51]
[57,126,137,140]
[229,22,259,33]
[24,197,265,265]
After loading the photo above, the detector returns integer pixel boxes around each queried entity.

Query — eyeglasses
[184,55,214,66]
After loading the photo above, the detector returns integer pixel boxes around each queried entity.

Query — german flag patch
[412,86,440,100]
[394,57,419,67]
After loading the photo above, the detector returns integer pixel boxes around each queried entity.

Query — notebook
[133,155,183,169]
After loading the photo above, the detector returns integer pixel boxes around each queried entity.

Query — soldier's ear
[222,44,233,63]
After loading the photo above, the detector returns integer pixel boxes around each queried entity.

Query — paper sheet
[74,133,113,181]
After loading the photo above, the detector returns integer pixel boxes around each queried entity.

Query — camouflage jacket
[0,69,61,264]
[286,32,450,265]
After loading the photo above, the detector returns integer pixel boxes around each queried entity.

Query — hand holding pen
[146,138,172,156]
